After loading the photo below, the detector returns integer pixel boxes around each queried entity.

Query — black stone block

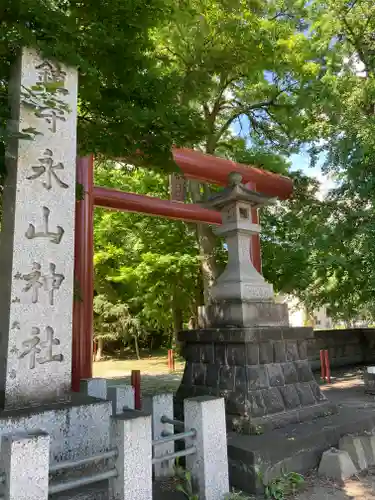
[248,391,266,418]
[273,341,287,362]
[266,364,285,387]
[247,365,269,390]
[281,362,298,384]
[192,363,206,386]
[184,344,199,362]
[296,383,316,406]
[181,363,193,386]
[200,344,214,363]
[286,341,299,361]
[219,365,235,390]
[206,365,219,388]
[261,387,285,414]
[227,344,246,365]
[235,366,247,392]
[309,382,328,402]
[298,340,308,360]
[227,392,251,415]
[215,344,227,365]
[246,344,259,365]
[279,385,301,410]
[259,342,273,364]
[294,360,314,382]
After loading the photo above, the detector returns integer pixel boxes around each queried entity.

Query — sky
[290,150,335,199]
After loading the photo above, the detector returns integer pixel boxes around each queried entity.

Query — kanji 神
[27,149,69,191]
[19,326,63,370]
[15,262,65,305]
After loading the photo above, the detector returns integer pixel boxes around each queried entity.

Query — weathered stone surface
[143,393,174,478]
[364,367,375,395]
[281,363,299,385]
[339,435,367,471]
[110,410,152,500]
[0,395,111,463]
[0,48,78,408]
[184,396,229,500]
[200,301,289,328]
[279,385,301,410]
[107,385,135,414]
[318,448,357,481]
[359,434,375,467]
[266,364,285,387]
[295,383,316,406]
[2,431,50,500]
[247,365,269,390]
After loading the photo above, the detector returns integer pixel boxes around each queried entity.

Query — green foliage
[0,0,205,182]
[94,163,203,346]
[260,471,305,500]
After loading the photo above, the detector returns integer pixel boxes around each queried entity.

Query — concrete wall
[308,328,375,371]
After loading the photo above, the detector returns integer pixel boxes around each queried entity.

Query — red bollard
[168,349,175,372]
[324,349,331,384]
[320,349,326,381]
[131,370,141,410]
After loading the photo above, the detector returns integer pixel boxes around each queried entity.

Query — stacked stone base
[176,326,336,434]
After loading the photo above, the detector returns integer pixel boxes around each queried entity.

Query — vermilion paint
[72,156,94,391]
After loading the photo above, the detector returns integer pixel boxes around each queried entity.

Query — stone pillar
[0,48,78,408]
[184,396,229,500]
[110,410,152,500]
[107,385,135,414]
[80,378,107,400]
[1,431,50,500]
[143,393,174,478]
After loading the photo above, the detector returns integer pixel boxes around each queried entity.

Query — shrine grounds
[94,355,375,499]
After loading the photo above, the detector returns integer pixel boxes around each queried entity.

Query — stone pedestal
[177,326,336,434]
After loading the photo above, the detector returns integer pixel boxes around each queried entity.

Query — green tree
[296,0,375,320]
[93,163,203,349]
[0,0,204,182]
[152,0,324,296]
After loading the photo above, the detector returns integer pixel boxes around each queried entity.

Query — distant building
[275,294,334,329]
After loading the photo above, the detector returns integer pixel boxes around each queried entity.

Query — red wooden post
[72,156,94,391]
[131,370,141,410]
[168,349,175,371]
[320,349,326,381]
[324,349,331,384]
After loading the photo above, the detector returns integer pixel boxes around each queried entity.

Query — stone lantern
[199,171,288,329]
[176,173,335,436]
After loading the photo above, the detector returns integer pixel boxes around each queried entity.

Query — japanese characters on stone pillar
[0,48,78,408]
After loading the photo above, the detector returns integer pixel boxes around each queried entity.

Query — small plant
[261,471,305,500]
[174,463,199,500]
[224,490,252,499]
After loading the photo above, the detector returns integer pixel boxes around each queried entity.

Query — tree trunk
[189,180,220,303]
[95,337,104,361]
[134,335,140,360]
[172,296,184,348]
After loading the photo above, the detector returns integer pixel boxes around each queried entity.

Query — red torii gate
[72,148,293,390]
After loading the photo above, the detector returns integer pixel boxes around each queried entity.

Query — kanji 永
[27,149,69,191]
